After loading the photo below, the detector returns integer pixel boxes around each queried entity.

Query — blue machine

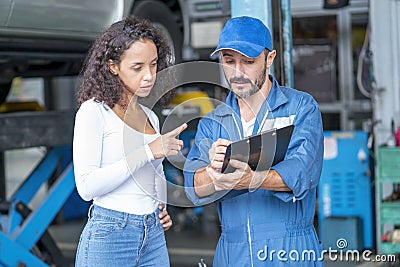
[0,146,75,267]
[318,131,374,250]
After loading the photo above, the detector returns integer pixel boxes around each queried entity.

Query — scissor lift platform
[0,111,76,267]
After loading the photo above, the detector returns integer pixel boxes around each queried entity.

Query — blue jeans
[75,204,170,267]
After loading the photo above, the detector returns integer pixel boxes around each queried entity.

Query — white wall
[370,0,400,146]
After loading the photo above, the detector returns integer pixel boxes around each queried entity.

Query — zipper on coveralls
[231,110,270,267]
[247,196,254,266]
[232,114,255,265]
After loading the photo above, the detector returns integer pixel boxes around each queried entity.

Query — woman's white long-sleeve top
[73,99,166,215]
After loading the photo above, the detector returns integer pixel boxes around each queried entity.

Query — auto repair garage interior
[1,0,400,266]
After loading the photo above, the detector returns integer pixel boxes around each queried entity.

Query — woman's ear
[108,59,118,75]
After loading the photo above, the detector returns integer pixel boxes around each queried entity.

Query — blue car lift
[0,110,76,267]
[0,146,75,267]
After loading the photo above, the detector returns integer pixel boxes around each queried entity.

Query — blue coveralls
[184,76,324,266]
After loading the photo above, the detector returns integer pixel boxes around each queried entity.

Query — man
[183,16,324,266]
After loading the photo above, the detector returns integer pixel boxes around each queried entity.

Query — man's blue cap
[211,16,272,58]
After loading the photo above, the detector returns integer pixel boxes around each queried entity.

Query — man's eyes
[224,60,254,64]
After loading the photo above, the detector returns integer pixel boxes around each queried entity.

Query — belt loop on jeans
[87,203,94,218]
[154,210,159,225]
[122,212,128,227]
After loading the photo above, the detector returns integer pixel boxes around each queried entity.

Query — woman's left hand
[158,204,172,231]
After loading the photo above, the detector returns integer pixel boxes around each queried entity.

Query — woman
[73,16,186,266]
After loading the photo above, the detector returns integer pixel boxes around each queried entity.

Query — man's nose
[233,63,245,77]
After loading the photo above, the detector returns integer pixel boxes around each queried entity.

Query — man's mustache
[229,77,252,84]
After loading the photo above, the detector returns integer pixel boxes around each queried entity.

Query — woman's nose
[143,67,154,81]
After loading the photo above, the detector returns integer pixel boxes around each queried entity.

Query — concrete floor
[2,149,399,266]
[47,217,398,267]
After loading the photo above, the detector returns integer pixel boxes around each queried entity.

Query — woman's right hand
[149,123,187,159]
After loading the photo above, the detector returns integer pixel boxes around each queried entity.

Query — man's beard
[227,63,267,99]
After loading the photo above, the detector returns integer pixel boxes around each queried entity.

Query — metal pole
[0,152,5,201]
[281,0,294,87]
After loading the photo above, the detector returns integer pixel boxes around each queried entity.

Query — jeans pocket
[91,220,120,238]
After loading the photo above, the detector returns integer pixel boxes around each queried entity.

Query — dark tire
[132,0,183,63]
[0,82,11,105]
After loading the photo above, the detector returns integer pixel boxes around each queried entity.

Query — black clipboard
[221,125,294,173]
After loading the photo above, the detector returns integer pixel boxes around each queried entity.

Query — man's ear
[108,59,118,75]
[266,50,277,68]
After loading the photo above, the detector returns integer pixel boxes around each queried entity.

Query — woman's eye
[133,67,142,71]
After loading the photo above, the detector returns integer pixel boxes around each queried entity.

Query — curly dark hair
[76,16,174,108]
